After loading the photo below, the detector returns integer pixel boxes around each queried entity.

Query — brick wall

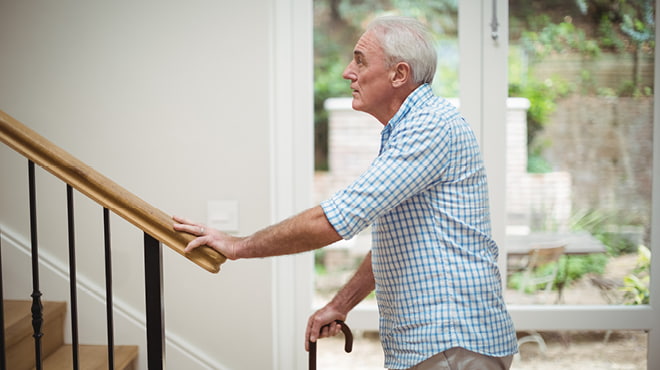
[540,96,653,238]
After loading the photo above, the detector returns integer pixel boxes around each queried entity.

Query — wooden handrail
[0,110,226,273]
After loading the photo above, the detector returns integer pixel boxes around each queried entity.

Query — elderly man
[174,16,517,370]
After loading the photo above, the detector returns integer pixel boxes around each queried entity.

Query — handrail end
[187,246,227,274]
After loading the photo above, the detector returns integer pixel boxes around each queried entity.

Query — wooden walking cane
[308,320,353,370]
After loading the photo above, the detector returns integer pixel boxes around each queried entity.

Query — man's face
[342,30,395,122]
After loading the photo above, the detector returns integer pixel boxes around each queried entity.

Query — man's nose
[342,62,355,80]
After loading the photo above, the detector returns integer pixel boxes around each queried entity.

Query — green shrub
[621,245,651,305]
[508,253,609,293]
[556,253,608,285]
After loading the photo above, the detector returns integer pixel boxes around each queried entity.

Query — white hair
[365,16,437,85]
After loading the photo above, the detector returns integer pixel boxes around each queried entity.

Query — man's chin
[351,99,364,112]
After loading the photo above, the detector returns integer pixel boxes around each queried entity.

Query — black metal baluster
[66,185,80,370]
[28,160,44,370]
[103,208,115,369]
[144,233,164,370]
[0,225,7,370]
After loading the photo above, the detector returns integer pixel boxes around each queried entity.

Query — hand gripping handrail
[0,110,226,273]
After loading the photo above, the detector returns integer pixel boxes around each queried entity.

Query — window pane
[313,0,459,171]
[312,2,459,368]
[312,0,460,302]
[505,1,654,310]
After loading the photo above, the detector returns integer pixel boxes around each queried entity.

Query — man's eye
[356,56,363,64]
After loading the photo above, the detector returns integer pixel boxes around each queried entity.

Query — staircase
[4,300,138,370]
[1,111,225,370]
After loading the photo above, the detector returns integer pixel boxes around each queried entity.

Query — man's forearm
[237,205,342,259]
[328,251,375,314]
[305,251,375,346]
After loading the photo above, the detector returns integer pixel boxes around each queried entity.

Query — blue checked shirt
[321,84,518,369]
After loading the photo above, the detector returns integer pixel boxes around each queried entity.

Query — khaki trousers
[394,347,514,370]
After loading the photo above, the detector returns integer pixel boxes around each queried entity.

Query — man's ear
[391,62,412,87]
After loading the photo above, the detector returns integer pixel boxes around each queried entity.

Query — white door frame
[269,0,315,368]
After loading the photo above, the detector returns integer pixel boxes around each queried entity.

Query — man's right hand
[305,251,375,351]
[305,304,348,351]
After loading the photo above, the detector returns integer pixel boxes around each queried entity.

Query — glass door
[309,0,658,368]
[504,1,654,367]
[312,0,460,311]
[506,0,654,307]
[312,1,459,368]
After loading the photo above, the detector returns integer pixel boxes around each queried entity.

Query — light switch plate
[207,200,239,232]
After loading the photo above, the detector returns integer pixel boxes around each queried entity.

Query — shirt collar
[386,83,434,129]
[379,84,433,154]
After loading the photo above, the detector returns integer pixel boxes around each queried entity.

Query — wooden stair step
[34,344,139,370]
[4,300,67,347]
[5,300,139,370]
[5,300,67,370]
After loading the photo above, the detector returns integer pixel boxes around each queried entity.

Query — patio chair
[515,244,566,357]
[517,244,566,299]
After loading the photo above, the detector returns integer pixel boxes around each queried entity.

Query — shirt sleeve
[322,111,463,240]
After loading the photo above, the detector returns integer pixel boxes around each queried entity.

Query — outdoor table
[505,231,608,302]
[505,231,607,256]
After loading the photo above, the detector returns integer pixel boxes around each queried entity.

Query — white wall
[0,1,311,369]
